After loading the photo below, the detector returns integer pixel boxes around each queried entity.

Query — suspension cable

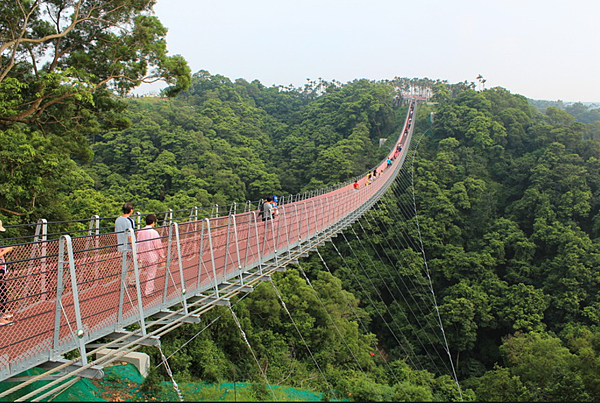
[295,262,365,373]
[407,139,463,400]
[157,343,184,402]
[269,279,337,399]
[228,305,278,401]
[315,249,415,401]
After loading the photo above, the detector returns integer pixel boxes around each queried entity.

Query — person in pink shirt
[136,214,165,296]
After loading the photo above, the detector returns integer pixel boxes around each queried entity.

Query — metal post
[133,211,142,229]
[316,197,324,240]
[323,195,331,235]
[280,205,291,261]
[231,215,243,284]
[53,236,67,360]
[205,218,220,297]
[300,200,310,247]
[189,206,198,222]
[196,219,207,291]
[271,205,279,266]
[66,235,88,362]
[296,200,304,246]
[88,215,100,285]
[87,215,100,237]
[317,197,324,234]
[127,228,147,335]
[242,213,252,269]
[222,215,233,280]
[309,200,318,247]
[162,221,174,303]
[163,209,173,227]
[171,222,188,314]
[189,206,199,233]
[30,219,47,301]
[251,212,263,275]
[117,250,129,326]
[53,235,87,364]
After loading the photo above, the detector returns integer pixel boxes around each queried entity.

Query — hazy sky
[138,0,600,102]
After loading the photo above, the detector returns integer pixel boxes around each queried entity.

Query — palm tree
[476,74,485,91]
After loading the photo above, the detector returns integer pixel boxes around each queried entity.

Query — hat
[0,220,5,232]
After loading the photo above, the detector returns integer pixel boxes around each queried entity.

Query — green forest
[2,2,600,402]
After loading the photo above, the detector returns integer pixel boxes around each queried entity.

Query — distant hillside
[528,98,600,126]
[528,98,600,112]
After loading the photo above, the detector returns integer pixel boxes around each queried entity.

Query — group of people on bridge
[0,192,287,326]
[115,202,166,297]
[258,196,279,222]
[0,191,287,329]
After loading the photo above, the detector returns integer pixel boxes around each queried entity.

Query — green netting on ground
[0,366,102,402]
[0,364,140,402]
[3,364,343,401]
[61,364,145,402]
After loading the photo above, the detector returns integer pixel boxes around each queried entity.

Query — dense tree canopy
[83,73,397,212]
[0,0,190,224]
[321,85,600,401]
[0,0,190,126]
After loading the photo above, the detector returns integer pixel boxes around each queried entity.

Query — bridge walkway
[0,100,418,399]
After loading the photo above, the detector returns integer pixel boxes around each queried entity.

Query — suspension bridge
[0,99,448,401]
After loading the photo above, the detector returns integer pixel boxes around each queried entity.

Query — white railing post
[252,212,263,275]
[163,209,173,227]
[222,215,233,280]
[122,228,146,334]
[171,222,188,314]
[205,218,220,297]
[133,211,142,230]
[231,215,243,284]
[280,205,291,261]
[54,235,88,364]
[87,215,101,286]
[196,219,207,291]
[28,219,47,302]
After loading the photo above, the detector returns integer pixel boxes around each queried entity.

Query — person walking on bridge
[0,221,14,326]
[260,196,275,221]
[115,202,136,287]
[136,214,165,297]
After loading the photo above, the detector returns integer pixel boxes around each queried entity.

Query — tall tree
[0,0,190,222]
[0,0,190,128]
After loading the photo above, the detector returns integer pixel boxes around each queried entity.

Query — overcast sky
[138,0,600,103]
